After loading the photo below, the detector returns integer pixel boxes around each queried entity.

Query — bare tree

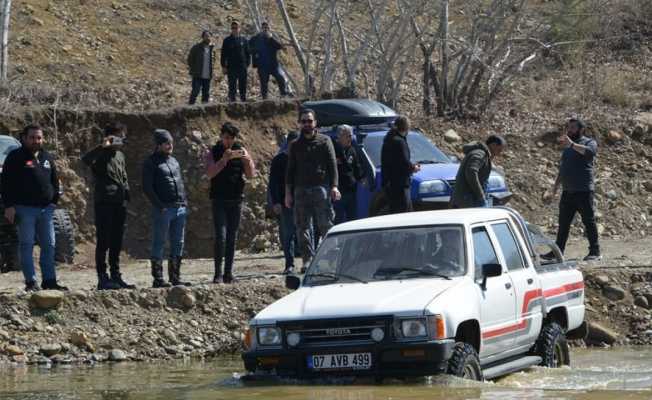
[0,0,12,81]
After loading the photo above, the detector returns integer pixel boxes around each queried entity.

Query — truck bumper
[242,340,455,378]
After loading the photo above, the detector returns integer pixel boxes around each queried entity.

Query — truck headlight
[418,180,447,194]
[401,319,427,338]
[487,175,506,190]
[257,327,282,346]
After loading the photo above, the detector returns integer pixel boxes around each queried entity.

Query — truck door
[472,226,517,358]
[490,221,543,349]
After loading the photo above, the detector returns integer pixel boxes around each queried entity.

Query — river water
[1,348,651,400]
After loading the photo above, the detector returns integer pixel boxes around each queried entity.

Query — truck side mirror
[285,275,301,290]
[480,263,502,291]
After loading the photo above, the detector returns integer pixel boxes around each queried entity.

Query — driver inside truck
[430,229,462,275]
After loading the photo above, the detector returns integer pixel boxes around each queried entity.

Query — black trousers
[385,186,412,214]
[212,198,242,276]
[555,191,600,254]
[258,66,288,99]
[94,203,127,276]
[227,68,247,102]
[189,77,211,104]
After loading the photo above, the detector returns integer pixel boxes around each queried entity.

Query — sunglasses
[300,119,314,124]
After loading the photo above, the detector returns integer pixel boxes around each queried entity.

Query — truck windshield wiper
[375,267,451,280]
[304,272,368,284]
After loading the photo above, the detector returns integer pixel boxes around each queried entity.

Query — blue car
[304,99,511,218]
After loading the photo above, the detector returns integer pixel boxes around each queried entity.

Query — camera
[110,136,125,146]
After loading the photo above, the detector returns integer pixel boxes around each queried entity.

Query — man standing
[1,125,67,291]
[221,20,251,102]
[450,135,506,209]
[333,125,364,223]
[249,21,289,99]
[380,116,420,214]
[187,30,214,105]
[142,129,190,288]
[269,131,298,274]
[543,117,601,261]
[205,122,256,284]
[285,109,340,272]
[82,122,134,290]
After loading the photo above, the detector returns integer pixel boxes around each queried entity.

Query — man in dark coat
[249,21,289,99]
[1,125,68,291]
[543,117,601,261]
[380,116,420,214]
[187,30,214,104]
[450,135,506,209]
[333,124,364,223]
[221,20,251,102]
[82,122,134,290]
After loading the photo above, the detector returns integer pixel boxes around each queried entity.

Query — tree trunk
[275,0,312,95]
[0,0,12,81]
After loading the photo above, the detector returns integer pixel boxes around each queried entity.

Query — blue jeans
[15,205,56,283]
[278,206,296,269]
[150,207,187,260]
[334,190,357,224]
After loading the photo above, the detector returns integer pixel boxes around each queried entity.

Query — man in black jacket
[450,135,506,209]
[380,116,420,214]
[82,122,134,290]
[221,20,251,102]
[142,129,190,288]
[187,30,214,104]
[1,125,67,291]
[269,131,298,273]
[204,122,256,284]
[333,124,364,223]
[285,109,340,272]
[249,22,288,99]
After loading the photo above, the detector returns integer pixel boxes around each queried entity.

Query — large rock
[602,285,626,301]
[70,331,95,352]
[444,129,462,143]
[3,345,24,356]
[109,349,128,362]
[586,322,618,345]
[167,286,195,309]
[31,290,64,309]
[40,343,63,356]
[634,295,649,309]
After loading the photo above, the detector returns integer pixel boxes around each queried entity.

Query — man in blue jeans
[142,129,190,288]
[1,125,68,291]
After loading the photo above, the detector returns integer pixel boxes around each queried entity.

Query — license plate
[307,353,372,370]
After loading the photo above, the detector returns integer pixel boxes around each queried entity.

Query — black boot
[42,280,69,291]
[223,269,234,284]
[169,257,191,286]
[97,273,121,290]
[151,259,171,288]
[111,271,136,289]
[213,261,222,284]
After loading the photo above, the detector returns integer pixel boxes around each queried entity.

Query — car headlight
[487,175,506,190]
[401,319,427,338]
[418,180,447,195]
[257,326,282,346]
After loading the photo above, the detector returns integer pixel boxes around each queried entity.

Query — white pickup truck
[242,207,585,381]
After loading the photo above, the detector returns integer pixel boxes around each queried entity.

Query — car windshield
[0,137,20,166]
[304,225,466,286]
[363,131,451,168]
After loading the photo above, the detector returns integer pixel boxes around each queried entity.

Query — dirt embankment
[0,100,299,259]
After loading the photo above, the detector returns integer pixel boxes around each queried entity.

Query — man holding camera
[82,122,135,290]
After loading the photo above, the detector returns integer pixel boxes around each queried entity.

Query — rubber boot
[97,272,121,290]
[169,257,191,286]
[151,259,171,288]
[111,271,136,289]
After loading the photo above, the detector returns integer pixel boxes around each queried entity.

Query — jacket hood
[462,141,490,156]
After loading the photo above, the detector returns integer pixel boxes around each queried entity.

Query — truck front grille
[281,316,391,347]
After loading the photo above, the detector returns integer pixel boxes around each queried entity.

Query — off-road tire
[535,322,570,368]
[447,342,483,381]
[53,208,75,264]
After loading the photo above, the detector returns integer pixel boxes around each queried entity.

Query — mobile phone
[111,136,124,146]
[232,149,245,158]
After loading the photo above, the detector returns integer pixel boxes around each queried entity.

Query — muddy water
[1,348,651,400]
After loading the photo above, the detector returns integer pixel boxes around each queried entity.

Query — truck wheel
[53,209,75,264]
[0,223,19,273]
[447,342,483,381]
[535,322,570,368]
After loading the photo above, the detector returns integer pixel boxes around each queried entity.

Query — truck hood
[411,163,459,184]
[252,278,461,324]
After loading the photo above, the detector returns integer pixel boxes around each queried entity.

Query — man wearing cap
[450,135,506,209]
[333,124,364,223]
[221,20,251,102]
[82,122,134,290]
[142,129,190,287]
[187,30,214,104]
[543,117,601,261]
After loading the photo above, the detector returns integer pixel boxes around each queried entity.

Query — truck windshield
[363,132,450,168]
[304,226,466,286]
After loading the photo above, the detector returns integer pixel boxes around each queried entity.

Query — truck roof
[329,208,516,234]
